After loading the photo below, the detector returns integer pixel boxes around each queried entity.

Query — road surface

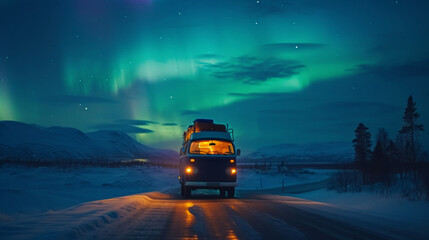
[92,189,419,240]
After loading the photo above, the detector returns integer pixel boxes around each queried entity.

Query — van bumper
[184,181,237,187]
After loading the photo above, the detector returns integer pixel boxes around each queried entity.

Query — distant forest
[331,96,428,200]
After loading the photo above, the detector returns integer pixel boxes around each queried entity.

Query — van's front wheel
[219,188,226,197]
[227,187,235,198]
[180,184,185,197]
[184,187,191,198]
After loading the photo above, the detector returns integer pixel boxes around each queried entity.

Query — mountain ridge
[0,121,178,163]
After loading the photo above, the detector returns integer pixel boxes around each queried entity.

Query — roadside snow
[0,166,332,216]
[0,193,155,239]
[260,190,429,239]
[290,189,429,232]
[0,165,178,216]
[2,165,428,239]
[237,169,333,190]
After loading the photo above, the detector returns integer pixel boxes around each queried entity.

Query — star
[178,12,182,15]
[295,45,299,49]
[170,96,173,99]
[256,1,260,3]
[255,22,258,25]
[84,107,88,111]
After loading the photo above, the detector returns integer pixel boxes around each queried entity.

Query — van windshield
[189,140,235,155]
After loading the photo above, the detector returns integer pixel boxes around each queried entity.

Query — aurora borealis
[1,0,429,152]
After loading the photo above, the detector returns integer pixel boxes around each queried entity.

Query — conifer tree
[371,140,389,185]
[399,96,424,163]
[353,123,372,183]
[386,140,400,178]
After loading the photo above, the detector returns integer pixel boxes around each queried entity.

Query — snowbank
[260,190,429,239]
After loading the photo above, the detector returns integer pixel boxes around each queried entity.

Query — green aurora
[1,0,429,151]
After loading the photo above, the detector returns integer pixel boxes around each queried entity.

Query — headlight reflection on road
[226,230,239,240]
[185,202,195,226]
[184,202,199,240]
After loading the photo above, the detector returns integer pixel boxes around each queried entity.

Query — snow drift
[0,121,178,163]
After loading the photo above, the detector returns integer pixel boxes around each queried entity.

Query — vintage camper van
[179,119,240,198]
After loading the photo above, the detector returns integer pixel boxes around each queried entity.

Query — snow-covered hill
[243,142,354,163]
[0,121,178,163]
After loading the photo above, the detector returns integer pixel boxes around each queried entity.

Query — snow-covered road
[1,188,427,240]
[1,166,428,239]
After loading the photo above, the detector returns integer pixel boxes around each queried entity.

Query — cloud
[195,54,222,59]
[181,110,202,115]
[316,101,401,116]
[162,123,178,126]
[259,43,325,52]
[116,119,158,125]
[92,123,153,133]
[352,58,429,78]
[228,92,293,98]
[259,101,401,118]
[43,95,117,104]
[202,56,305,84]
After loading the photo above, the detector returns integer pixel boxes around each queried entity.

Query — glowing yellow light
[231,168,236,174]
[186,167,192,173]
[230,159,235,163]
[190,159,195,162]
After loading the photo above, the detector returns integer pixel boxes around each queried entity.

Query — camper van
[179,119,240,198]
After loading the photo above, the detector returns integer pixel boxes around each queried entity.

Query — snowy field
[280,190,429,238]
[0,165,332,217]
[1,165,428,239]
[0,165,177,217]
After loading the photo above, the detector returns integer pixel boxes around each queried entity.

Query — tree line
[331,96,428,200]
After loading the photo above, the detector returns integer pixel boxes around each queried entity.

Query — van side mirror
[237,149,241,156]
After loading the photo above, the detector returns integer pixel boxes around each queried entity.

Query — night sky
[1,0,428,152]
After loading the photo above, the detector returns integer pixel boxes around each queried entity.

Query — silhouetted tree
[399,96,424,165]
[386,140,401,178]
[371,140,390,186]
[377,128,389,150]
[353,123,372,184]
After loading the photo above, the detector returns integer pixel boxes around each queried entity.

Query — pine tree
[377,128,389,150]
[386,140,400,178]
[353,123,372,184]
[399,96,424,163]
[371,140,389,185]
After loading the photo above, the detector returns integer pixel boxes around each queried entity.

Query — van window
[189,140,235,155]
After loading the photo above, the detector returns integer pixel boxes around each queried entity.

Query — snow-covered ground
[289,189,429,234]
[1,165,428,239]
[0,165,178,216]
[0,165,332,217]
[236,168,333,190]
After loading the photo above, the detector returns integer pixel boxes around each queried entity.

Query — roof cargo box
[194,119,214,123]
[213,124,226,132]
[194,119,214,132]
